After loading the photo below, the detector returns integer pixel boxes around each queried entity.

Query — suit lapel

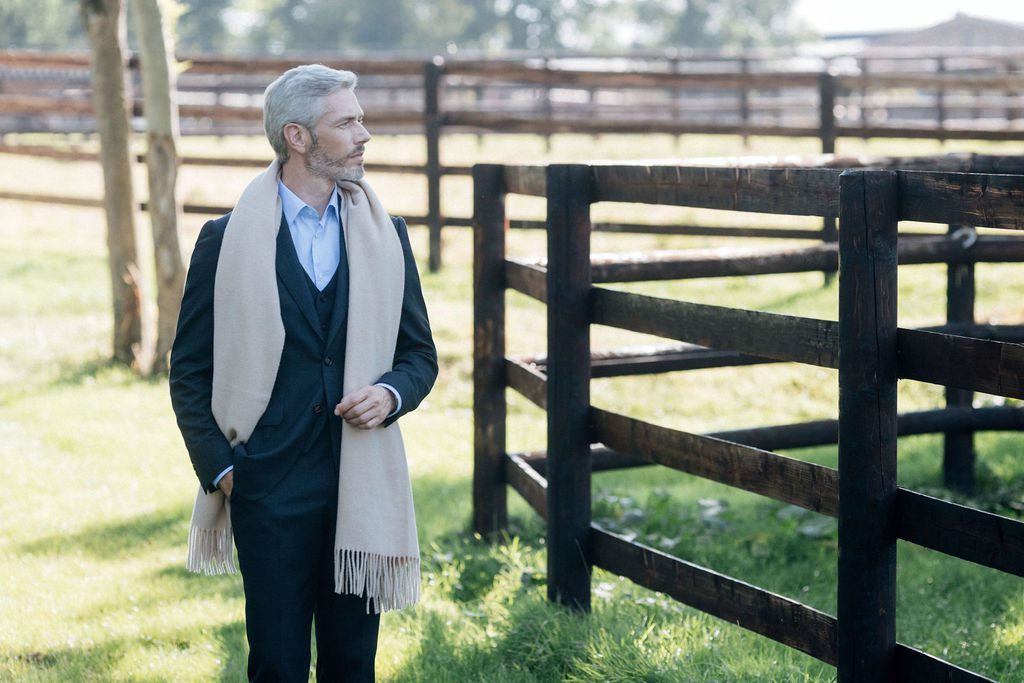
[325,218,350,349]
[275,214,324,338]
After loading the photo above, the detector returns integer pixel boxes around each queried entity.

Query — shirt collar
[277,180,340,225]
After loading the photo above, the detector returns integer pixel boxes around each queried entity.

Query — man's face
[305,88,371,183]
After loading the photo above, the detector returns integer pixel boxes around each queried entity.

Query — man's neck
[280,161,334,216]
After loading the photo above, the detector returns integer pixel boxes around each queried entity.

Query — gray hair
[263,65,358,164]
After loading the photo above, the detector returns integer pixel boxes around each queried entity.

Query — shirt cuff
[375,382,402,417]
[213,465,233,489]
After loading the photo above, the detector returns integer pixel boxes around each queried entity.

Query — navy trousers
[231,429,380,682]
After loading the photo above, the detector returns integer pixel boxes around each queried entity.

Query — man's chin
[337,166,365,182]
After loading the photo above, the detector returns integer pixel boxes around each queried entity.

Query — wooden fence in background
[2,49,1023,270]
[472,154,1024,681]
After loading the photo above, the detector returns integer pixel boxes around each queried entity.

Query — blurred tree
[633,0,810,49]
[0,0,87,49]
[4,0,813,53]
[79,0,146,366]
[176,0,231,52]
[132,0,185,375]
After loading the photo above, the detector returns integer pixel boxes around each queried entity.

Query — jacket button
[313,403,323,414]
[323,357,333,366]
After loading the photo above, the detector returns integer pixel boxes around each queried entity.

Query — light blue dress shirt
[278,180,342,291]
[212,181,401,489]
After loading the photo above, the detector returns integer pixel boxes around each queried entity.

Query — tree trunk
[132,0,184,375]
[80,0,144,366]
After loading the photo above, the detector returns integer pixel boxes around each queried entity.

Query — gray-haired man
[170,64,437,682]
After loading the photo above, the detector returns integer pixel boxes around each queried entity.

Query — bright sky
[793,0,1023,35]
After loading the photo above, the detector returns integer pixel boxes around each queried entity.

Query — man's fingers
[335,387,371,416]
[334,386,389,429]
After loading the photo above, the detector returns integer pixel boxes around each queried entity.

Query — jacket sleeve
[169,217,234,492]
[378,216,439,426]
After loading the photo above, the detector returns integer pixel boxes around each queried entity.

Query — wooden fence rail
[473,156,1024,681]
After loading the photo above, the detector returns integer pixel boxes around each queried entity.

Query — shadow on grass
[51,355,118,387]
[6,620,248,683]
[19,502,192,559]
[151,564,246,603]
[49,354,168,389]
[213,619,249,682]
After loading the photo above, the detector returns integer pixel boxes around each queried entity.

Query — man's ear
[283,122,309,156]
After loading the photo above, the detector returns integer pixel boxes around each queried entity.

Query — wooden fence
[2,49,1024,270]
[472,154,1024,681]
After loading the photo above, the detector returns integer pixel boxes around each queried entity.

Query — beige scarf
[185,160,420,613]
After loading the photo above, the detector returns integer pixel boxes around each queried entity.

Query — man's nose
[356,123,371,144]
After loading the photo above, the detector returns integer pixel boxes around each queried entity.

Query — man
[169,64,437,682]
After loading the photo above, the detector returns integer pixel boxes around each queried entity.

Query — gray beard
[306,143,365,184]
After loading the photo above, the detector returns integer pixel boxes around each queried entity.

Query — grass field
[1,133,1023,681]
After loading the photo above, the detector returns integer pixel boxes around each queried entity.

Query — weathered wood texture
[545,164,594,611]
[591,287,840,368]
[837,170,899,682]
[472,164,508,537]
[897,171,1024,229]
[590,165,842,215]
[590,527,838,665]
[896,490,1024,578]
[592,408,839,516]
[897,329,1024,399]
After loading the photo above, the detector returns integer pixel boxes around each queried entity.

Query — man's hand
[335,385,396,429]
[219,471,234,499]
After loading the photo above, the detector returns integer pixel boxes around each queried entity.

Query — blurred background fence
[2,47,1023,270]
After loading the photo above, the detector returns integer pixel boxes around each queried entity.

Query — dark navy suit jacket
[169,212,437,500]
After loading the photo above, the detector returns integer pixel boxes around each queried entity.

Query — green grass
[1,133,1023,681]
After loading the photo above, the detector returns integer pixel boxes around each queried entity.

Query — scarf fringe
[336,548,420,614]
[186,526,237,575]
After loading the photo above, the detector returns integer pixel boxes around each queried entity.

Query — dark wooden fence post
[936,57,947,140]
[546,164,594,611]
[473,163,508,537]
[424,57,443,272]
[944,224,976,493]
[837,170,898,682]
[819,72,837,155]
[821,67,839,287]
[739,56,750,145]
[543,58,554,154]
[858,57,870,136]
